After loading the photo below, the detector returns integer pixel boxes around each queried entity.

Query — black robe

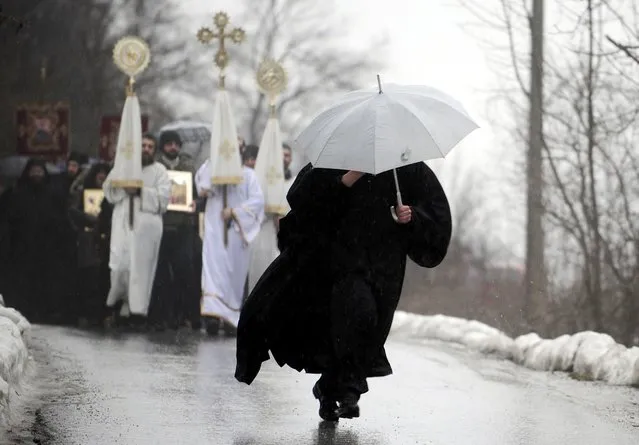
[235,161,452,385]
[3,160,76,322]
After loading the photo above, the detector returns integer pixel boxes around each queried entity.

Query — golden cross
[197,11,245,86]
[266,166,282,185]
[121,141,134,160]
[219,139,234,160]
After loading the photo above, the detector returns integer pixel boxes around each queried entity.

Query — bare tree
[0,0,193,157]
[525,0,547,330]
[454,0,639,341]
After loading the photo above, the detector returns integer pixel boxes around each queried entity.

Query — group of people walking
[0,131,293,335]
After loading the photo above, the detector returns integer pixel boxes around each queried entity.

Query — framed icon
[83,189,104,216]
[167,170,193,212]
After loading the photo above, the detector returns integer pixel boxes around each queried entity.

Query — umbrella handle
[390,206,399,222]
[390,168,403,222]
[390,191,403,222]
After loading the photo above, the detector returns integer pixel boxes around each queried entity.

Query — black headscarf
[17,159,50,188]
[82,162,111,190]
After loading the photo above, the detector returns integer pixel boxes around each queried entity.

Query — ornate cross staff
[196,11,246,247]
[197,12,246,89]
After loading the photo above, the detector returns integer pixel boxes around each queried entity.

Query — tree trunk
[524,0,547,331]
[586,0,603,331]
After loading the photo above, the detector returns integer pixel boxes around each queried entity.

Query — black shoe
[336,394,360,419]
[222,321,237,337]
[204,317,221,336]
[312,383,339,422]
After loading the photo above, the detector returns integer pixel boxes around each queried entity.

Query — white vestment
[196,163,265,327]
[103,162,171,316]
[247,175,296,292]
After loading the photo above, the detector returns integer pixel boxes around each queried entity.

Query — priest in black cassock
[149,130,202,330]
[235,161,452,421]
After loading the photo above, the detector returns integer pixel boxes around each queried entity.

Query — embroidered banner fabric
[16,101,70,159]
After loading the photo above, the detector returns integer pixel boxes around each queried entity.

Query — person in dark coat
[234,161,452,421]
[67,162,111,326]
[3,159,75,322]
[148,130,203,330]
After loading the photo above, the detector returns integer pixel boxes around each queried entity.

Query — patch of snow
[391,310,639,387]
[390,312,515,359]
[0,296,32,425]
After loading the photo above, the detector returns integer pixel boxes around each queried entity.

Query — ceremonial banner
[109,95,143,188]
[254,117,286,215]
[209,89,243,184]
[254,59,288,214]
[167,170,194,212]
[16,102,69,159]
[100,115,149,162]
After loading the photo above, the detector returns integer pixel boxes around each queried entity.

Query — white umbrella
[294,76,479,220]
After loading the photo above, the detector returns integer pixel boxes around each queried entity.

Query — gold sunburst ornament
[256,59,288,116]
[113,36,151,95]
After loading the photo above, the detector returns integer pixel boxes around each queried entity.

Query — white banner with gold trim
[254,117,286,215]
[109,94,143,188]
[210,89,243,185]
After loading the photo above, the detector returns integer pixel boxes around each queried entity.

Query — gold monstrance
[196,12,246,247]
[254,59,289,214]
[111,36,151,228]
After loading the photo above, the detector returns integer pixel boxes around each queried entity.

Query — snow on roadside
[391,311,639,387]
[0,295,32,425]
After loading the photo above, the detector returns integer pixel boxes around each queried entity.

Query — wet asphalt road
[29,326,639,445]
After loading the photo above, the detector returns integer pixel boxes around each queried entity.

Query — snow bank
[0,295,32,423]
[390,311,515,358]
[511,330,639,385]
[391,311,639,386]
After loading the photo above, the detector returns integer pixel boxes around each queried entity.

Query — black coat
[235,161,452,384]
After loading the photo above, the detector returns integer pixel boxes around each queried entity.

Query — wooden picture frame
[83,189,104,216]
[167,170,193,212]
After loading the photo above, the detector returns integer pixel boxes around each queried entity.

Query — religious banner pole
[110,36,151,229]
[197,11,246,247]
[254,59,288,216]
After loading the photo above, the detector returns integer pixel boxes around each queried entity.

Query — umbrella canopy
[295,82,479,175]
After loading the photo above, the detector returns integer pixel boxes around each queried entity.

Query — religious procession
[0,9,476,424]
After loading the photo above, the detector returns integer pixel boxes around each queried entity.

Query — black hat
[242,144,259,161]
[159,130,182,148]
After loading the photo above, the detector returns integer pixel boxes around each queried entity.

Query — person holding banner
[103,133,171,326]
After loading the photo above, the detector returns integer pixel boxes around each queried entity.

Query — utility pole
[524,0,546,331]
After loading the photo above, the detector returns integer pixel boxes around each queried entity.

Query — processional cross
[196,12,246,247]
[197,12,246,88]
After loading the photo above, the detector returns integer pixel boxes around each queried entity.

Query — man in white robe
[196,162,264,335]
[248,144,296,292]
[103,134,171,324]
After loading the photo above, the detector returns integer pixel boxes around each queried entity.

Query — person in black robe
[234,161,452,421]
[67,162,111,326]
[3,159,75,322]
[148,130,202,331]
